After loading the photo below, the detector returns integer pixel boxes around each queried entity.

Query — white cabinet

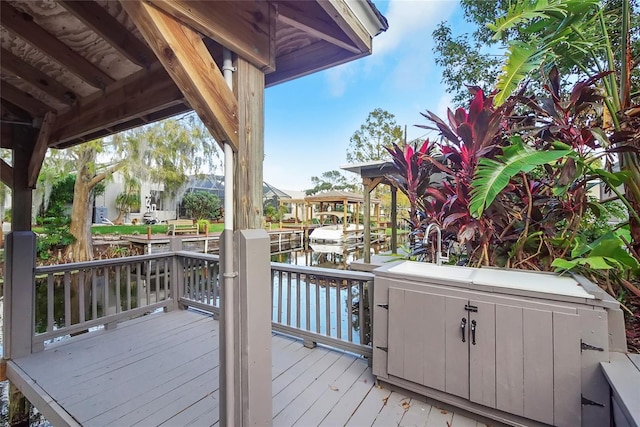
[373,262,626,427]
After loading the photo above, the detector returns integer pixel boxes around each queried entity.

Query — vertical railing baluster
[136,262,142,309]
[64,271,71,327]
[315,275,321,334]
[145,260,151,307]
[286,272,292,325]
[325,277,331,337]
[103,267,109,317]
[270,270,274,321]
[358,281,365,345]
[115,265,121,313]
[165,258,170,301]
[155,258,160,303]
[92,268,98,320]
[197,259,203,303]
[126,265,132,311]
[213,263,219,307]
[347,279,353,343]
[47,274,54,333]
[335,279,341,340]
[277,270,283,323]
[295,272,301,329]
[305,274,310,331]
[78,270,85,323]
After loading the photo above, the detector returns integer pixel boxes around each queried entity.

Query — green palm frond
[494,42,544,106]
[470,138,572,218]
[488,0,567,40]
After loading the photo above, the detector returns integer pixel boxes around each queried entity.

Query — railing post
[236,229,273,425]
[3,231,36,359]
[169,237,183,311]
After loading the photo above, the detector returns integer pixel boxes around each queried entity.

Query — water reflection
[272,242,390,269]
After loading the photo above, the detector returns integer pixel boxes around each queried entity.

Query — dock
[7,309,489,427]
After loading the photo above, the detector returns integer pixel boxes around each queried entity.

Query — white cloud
[323,0,458,97]
[373,0,458,56]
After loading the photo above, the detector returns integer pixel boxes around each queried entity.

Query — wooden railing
[33,251,374,358]
[33,253,174,350]
[270,263,373,358]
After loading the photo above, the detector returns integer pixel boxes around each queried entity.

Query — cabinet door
[468,300,496,408]
[444,296,469,399]
[388,287,468,394]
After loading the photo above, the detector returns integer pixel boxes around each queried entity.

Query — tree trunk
[64,148,96,262]
[8,383,29,427]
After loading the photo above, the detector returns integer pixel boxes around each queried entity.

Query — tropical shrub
[181,191,221,220]
[388,70,638,295]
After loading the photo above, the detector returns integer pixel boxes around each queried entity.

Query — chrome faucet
[424,223,443,266]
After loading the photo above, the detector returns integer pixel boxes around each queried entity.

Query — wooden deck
[7,309,489,427]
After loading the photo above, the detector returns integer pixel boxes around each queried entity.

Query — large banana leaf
[470,138,572,218]
[493,42,543,106]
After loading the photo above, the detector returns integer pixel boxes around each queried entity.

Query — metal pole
[221,47,237,427]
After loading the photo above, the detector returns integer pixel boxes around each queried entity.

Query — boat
[309,212,364,243]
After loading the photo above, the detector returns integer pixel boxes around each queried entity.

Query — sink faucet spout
[424,223,443,266]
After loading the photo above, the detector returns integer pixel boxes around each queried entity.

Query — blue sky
[263,0,465,191]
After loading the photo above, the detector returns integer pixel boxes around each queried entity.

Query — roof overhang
[1,0,388,151]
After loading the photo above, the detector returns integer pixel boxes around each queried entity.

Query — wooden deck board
[9,309,487,427]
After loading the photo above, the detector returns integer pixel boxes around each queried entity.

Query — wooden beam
[28,112,55,188]
[0,49,77,106]
[150,0,276,72]
[1,100,32,123]
[59,0,156,68]
[122,1,239,151]
[234,56,265,229]
[1,159,13,189]
[50,62,185,147]
[0,2,115,89]
[316,0,371,53]
[277,3,360,54]
[266,40,360,87]
[0,81,51,117]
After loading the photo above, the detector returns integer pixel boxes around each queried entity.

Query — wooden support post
[391,186,398,254]
[233,56,264,230]
[5,125,36,426]
[364,178,371,264]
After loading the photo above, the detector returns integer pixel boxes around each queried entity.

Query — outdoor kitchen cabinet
[372,261,627,427]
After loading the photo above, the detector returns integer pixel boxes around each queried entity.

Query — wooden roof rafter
[150,0,276,73]
[121,0,239,151]
[276,2,360,54]
[0,49,78,106]
[1,1,115,90]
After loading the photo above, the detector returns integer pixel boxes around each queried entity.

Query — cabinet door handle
[471,320,477,345]
[460,318,467,343]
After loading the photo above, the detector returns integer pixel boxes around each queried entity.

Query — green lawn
[33,222,225,236]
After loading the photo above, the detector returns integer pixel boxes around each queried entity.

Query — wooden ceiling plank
[50,62,185,147]
[0,81,51,117]
[121,0,239,151]
[1,48,77,106]
[1,159,14,189]
[277,3,360,54]
[28,111,55,188]
[59,0,156,68]
[265,40,360,87]
[150,0,276,72]
[316,0,371,53]
[0,2,115,89]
